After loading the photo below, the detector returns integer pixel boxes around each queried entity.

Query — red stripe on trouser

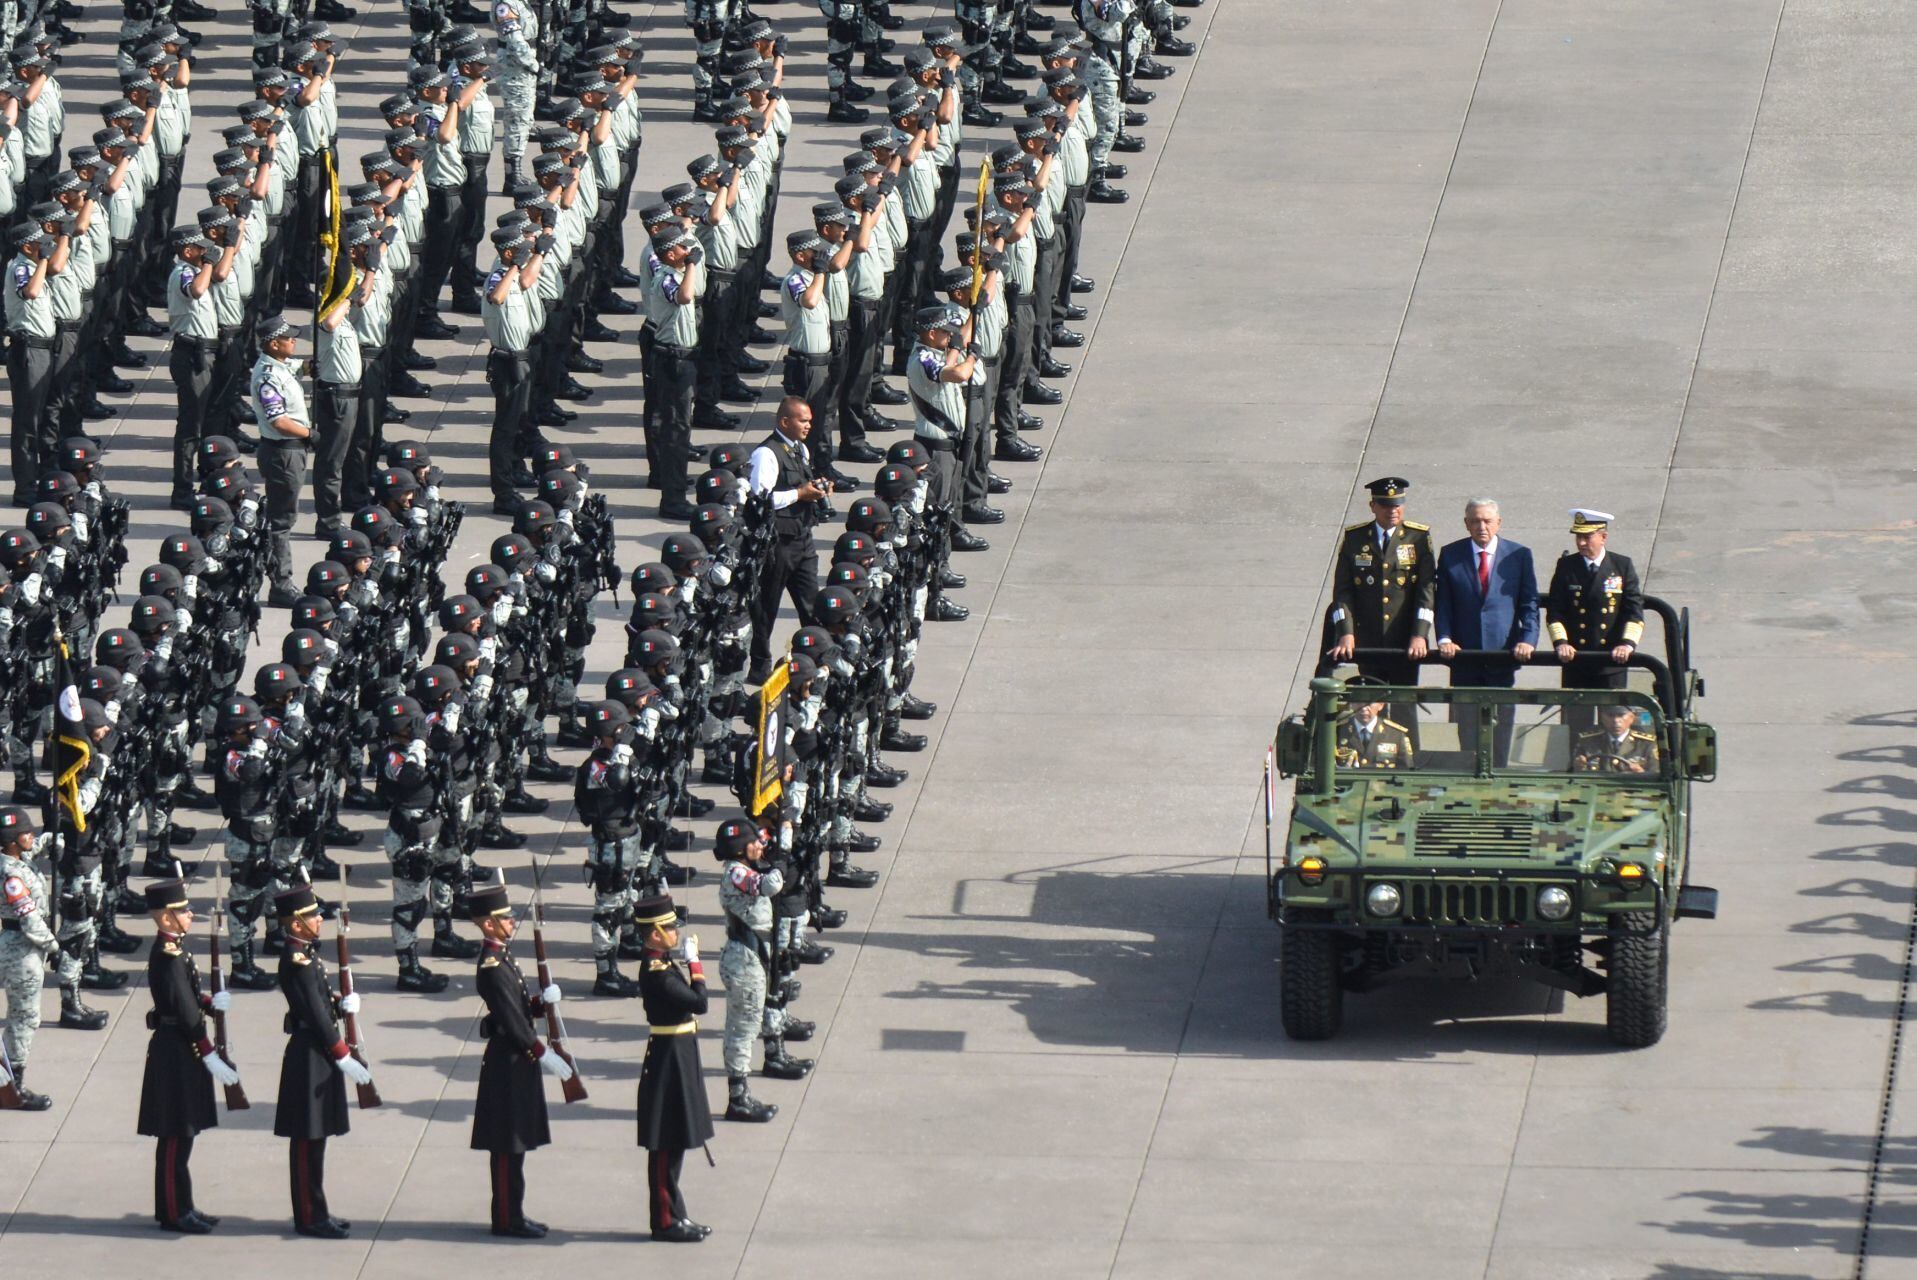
[651,1150,673,1228]
[291,1140,312,1226]
[162,1137,178,1221]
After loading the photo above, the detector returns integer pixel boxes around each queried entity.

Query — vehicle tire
[1606,912,1668,1048]
[1279,912,1343,1041]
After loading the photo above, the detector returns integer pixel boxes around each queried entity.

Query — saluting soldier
[1546,508,1645,734]
[1334,694,1414,771]
[468,880,572,1239]
[138,877,242,1234]
[633,892,715,1244]
[1573,704,1660,775]
[1326,476,1436,734]
[272,884,372,1239]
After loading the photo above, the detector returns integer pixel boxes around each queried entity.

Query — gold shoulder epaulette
[647,958,670,971]
[1629,731,1655,742]
[1380,719,1408,732]
[290,951,311,965]
[1344,520,1372,533]
[161,940,181,955]
[480,954,501,969]
[1403,521,1429,531]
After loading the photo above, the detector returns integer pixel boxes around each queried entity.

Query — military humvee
[1269,597,1718,1048]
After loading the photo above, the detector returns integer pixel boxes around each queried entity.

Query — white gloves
[610,742,633,767]
[540,983,561,1005]
[309,668,329,697]
[408,504,428,528]
[182,573,200,603]
[534,561,557,585]
[21,571,43,598]
[681,935,700,968]
[201,1051,241,1088]
[442,702,462,734]
[404,739,428,768]
[338,991,361,1016]
[338,1053,373,1086]
[174,607,193,632]
[245,737,269,759]
[472,673,494,703]
[707,561,732,587]
[321,637,340,661]
[45,546,66,574]
[210,990,232,1013]
[154,634,175,662]
[537,1046,575,1081]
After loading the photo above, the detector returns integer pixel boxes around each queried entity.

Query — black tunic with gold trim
[471,941,553,1155]
[635,950,714,1151]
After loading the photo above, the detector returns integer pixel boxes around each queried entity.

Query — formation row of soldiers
[0,0,1195,1247]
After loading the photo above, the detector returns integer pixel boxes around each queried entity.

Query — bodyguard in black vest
[744,396,832,680]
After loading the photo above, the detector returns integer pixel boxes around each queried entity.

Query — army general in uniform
[1335,693,1414,770]
[1573,705,1660,774]
[1325,476,1435,735]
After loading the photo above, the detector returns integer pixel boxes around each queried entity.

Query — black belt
[918,435,957,452]
[789,350,831,364]
[260,437,308,451]
[316,379,361,393]
[55,320,78,332]
[461,153,490,166]
[655,342,695,357]
[11,334,54,349]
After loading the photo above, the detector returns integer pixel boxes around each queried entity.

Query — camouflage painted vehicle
[1269,596,1718,1048]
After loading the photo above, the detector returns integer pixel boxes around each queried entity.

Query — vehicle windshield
[1329,686,1668,779]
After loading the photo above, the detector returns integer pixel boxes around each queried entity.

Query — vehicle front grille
[1414,812,1535,858]
[1403,880,1533,927]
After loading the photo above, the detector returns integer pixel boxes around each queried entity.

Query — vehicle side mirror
[1275,717,1311,779]
[1683,723,1717,781]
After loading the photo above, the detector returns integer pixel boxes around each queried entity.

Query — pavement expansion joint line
[1853,853,1917,1280]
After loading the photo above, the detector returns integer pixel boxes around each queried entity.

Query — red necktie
[1477,548,1491,594]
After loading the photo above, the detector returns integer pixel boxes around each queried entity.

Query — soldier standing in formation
[634,891,714,1243]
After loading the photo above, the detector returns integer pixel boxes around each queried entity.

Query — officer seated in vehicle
[1335,693,1414,771]
[1571,705,1660,774]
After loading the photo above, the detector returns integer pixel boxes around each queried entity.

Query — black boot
[526,751,570,783]
[828,856,880,889]
[476,820,528,849]
[725,1073,777,1121]
[880,713,927,753]
[12,774,47,805]
[9,1066,51,1111]
[593,956,639,997]
[262,921,288,955]
[431,917,481,960]
[309,851,344,881]
[322,819,363,846]
[80,950,129,988]
[228,941,278,990]
[396,945,449,993]
[761,1036,813,1080]
[96,912,141,955]
[59,987,108,1030]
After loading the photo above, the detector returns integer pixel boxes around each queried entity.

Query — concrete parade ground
[1,1,1914,1277]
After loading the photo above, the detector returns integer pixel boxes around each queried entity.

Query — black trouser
[489,1150,527,1230]
[701,265,738,384]
[889,217,933,370]
[261,216,288,313]
[8,334,53,501]
[750,530,821,667]
[21,154,54,209]
[154,1134,197,1225]
[292,153,328,301]
[962,356,995,507]
[923,435,960,511]
[349,346,387,509]
[455,157,490,292]
[288,1137,331,1228]
[651,342,697,497]
[646,1147,687,1232]
[312,380,362,530]
[206,324,246,437]
[782,350,837,463]
[994,287,1035,442]
[487,348,535,502]
[932,160,961,249]
[1030,230,1065,373]
[48,322,80,435]
[1056,183,1088,313]
[840,297,882,436]
[147,152,187,297]
[421,184,463,314]
[258,438,307,590]
[168,336,216,499]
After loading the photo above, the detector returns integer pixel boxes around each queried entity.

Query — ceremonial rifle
[334,906,383,1109]
[531,893,587,1104]
[209,863,250,1111]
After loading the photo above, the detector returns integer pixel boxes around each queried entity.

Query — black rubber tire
[1279,914,1344,1041]
[1606,912,1669,1048]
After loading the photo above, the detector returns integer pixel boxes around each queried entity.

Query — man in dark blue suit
[1434,498,1539,763]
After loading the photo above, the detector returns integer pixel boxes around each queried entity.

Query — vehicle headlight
[1295,855,1327,887]
[1536,886,1573,920]
[1365,883,1401,917]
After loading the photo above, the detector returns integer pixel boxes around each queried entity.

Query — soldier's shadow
[0,1210,641,1244]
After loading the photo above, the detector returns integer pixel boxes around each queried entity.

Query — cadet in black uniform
[272,884,373,1239]
[1326,476,1436,735]
[138,878,243,1234]
[468,881,573,1238]
[633,892,715,1243]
